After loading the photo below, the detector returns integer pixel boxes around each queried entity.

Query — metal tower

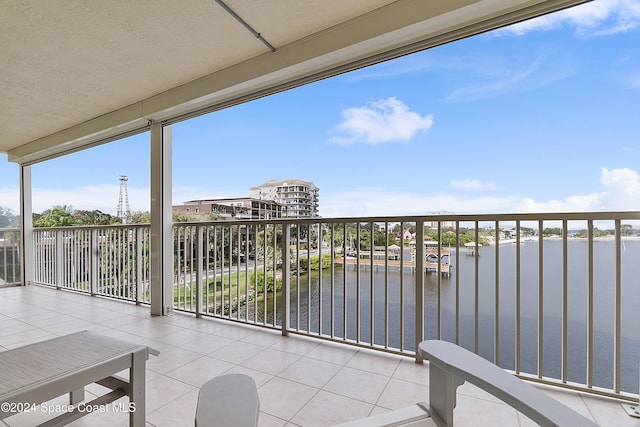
[116,175,130,223]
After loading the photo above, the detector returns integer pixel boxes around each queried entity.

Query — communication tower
[117,175,131,223]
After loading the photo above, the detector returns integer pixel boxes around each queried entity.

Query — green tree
[543,227,563,236]
[75,209,120,225]
[33,205,76,227]
[256,224,284,268]
[127,211,150,224]
[0,206,17,228]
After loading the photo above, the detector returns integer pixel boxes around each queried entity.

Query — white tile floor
[0,285,637,427]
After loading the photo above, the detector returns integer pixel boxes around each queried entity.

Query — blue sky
[1,0,639,218]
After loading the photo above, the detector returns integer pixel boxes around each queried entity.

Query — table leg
[70,387,85,405]
[129,348,146,427]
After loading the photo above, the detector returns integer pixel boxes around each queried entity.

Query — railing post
[195,225,203,318]
[90,228,98,296]
[55,229,64,289]
[19,164,34,287]
[282,223,291,336]
[415,219,424,363]
[150,122,174,315]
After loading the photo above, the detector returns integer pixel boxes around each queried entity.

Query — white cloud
[320,188,516,218]
[450,178,500,191]
[511,167,640,213]
[598,167,640,209]
[29,185,150,215]
[512,194,601,213]
[621,70,640,88]
[330,97,433,145]
[0,187,20,214]
[322,167,640,218]
[5,168,639,222]
[446,56,573,102]
[0,184,238,217]
[498,0,640,37]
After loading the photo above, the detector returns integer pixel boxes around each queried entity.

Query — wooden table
[0,331,158,427]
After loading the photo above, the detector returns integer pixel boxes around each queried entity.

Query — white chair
[195,374,260,427]
[336,340,599,427]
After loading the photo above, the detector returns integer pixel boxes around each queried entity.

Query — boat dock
[334,247,451,277]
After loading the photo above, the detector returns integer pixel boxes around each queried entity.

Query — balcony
[2,1,638,425]
[2,211,639,426]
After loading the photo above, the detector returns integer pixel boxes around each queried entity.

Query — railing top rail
[0,228,20,232]
[28,210,640,231]
[171,210,640,227]
[32,223,151,231]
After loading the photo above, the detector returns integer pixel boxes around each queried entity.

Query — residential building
[250,179,319,218]
[425,211,456,230]
[174,197,282,220]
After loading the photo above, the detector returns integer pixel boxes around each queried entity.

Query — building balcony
[2,211,639,426]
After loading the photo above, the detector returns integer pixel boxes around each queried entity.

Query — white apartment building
[250,179,319,218]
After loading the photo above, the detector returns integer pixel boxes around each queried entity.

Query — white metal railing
[31,212,640,402]
[0,227,20,286]
[33,225,150,303]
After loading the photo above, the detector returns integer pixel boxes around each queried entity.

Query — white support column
[150,122,173,316]
[19,164,34,286]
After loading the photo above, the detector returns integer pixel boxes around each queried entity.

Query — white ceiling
[1,0,588,164]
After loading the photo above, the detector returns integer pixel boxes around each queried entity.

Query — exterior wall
[250,179,319,218]
[174,197,281,220]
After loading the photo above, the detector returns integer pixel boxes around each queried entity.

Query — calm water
[259,239,640,393]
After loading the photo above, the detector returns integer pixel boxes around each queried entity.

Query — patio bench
[195,373,259,427]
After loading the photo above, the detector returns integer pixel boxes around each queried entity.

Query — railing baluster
[356,223,361,344]
[437,221,442,341]
[516,220,521,375]
[253,224,258,323]
[282,223,290,336]
[587,219,594,388]
[196,224,203,318]
[295,224,300,331]
[370,221,374,346]
[318,223,323,336]
[244,224,249,321]
[136,227,143,304]
[55,229,63,290]
[307,224,311,333]
[400,221,405,352]
[538,219,544,379]
[262,224,267,326]
[474,221,479,354]
[213,225,218,316]
[236,224,241,320]
[614,219,621,394]
[562,219,568,383]
[272,223,277,328]
[495,220,500,366]
[455,220,460,345]
[330,223,335,339]
[342,222,347,341]
[384,221,389,349]
[415,219,424,363]
[90,229,98,296]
